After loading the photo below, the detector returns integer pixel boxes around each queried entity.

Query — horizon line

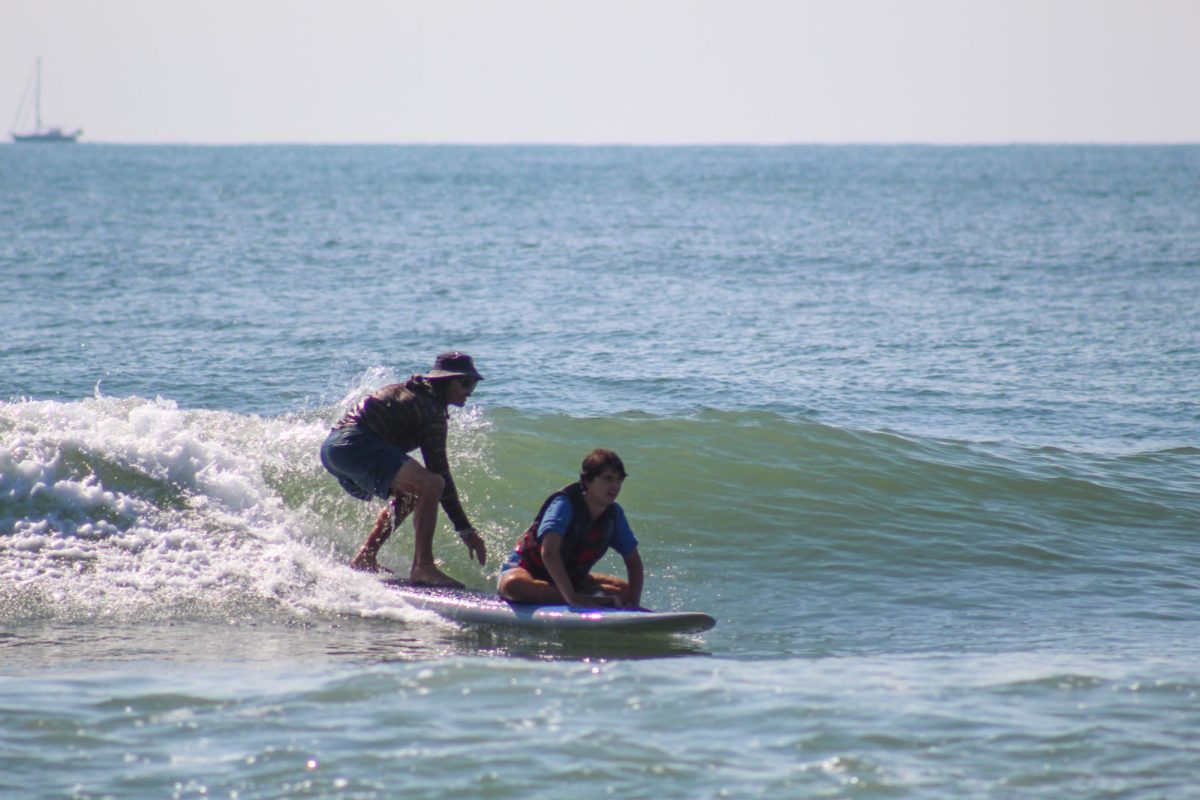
[6,139,1200,148]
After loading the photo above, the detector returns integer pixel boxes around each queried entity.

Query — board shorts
[498,550,524,574]
[320,423,412,501]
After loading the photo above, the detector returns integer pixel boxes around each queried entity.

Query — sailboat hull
[12,129,82,143]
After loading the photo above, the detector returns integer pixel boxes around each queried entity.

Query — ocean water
[2,144,1199,799]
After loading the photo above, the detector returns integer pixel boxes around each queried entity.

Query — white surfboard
[382,579,716,634]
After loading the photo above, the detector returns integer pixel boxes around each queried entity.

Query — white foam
[0,395,446,627]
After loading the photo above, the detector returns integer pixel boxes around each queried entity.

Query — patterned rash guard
[336,376,472,531]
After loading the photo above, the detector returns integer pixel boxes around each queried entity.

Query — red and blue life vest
[513,483,615,586]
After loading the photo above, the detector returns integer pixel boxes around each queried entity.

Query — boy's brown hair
[580,449,628,483]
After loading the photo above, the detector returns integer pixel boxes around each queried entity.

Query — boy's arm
[622,548,644,609]
[541,533,612,608]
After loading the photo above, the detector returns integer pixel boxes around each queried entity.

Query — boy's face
[586,467,625,506]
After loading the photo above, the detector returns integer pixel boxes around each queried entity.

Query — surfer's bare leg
[350,493,415,572]
[382,460,462,588]
[349,505,394,572]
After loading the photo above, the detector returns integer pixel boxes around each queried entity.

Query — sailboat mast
[35,57,43,131]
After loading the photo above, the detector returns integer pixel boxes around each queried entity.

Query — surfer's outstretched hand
[459,528,487,565]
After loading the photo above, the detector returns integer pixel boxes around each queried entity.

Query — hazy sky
[3,0,1198,144]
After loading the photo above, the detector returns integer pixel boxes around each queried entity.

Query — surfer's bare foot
[409,563,464,589]
[349,555,393,574]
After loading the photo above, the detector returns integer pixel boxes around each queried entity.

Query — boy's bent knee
[497,568,536,601]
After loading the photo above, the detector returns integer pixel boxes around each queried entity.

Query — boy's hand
[569,592,619,609]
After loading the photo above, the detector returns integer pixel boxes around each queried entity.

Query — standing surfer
[320,352,487,588]
[498,449,644,608]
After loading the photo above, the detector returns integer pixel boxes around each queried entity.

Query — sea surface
[2,144,1199,799]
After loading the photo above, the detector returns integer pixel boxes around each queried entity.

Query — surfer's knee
[411,473,445,502]
[390,461,444,499]
[408,465,444,496]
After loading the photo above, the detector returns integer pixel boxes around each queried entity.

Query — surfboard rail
[382,579,716,634]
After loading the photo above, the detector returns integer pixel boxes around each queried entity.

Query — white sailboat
[10,58,82,143]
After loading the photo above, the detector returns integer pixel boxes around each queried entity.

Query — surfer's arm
[418,424,472,533]
[622,547,644,609]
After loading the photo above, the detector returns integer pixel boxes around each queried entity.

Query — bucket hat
[425,351,484,382]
